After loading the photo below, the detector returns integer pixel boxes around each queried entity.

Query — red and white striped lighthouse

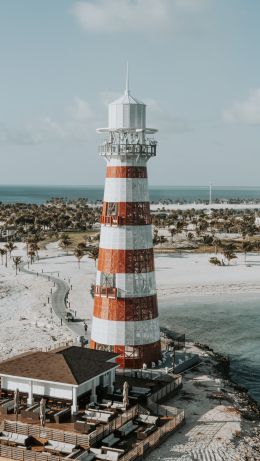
[90,71,161,368]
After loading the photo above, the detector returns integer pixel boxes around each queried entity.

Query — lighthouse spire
[125,62,129,95]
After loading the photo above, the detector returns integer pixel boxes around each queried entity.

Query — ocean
[1,185,260,204]
[159,293,260,404]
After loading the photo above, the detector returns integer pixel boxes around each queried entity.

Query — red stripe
[98,248,154,273]
[106,166,147,178]
[93,295,158,321]
[90,341,161,368]
[101,202,151,226]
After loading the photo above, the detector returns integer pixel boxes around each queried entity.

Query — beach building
[90,70,161,368]
[0,346,119,414]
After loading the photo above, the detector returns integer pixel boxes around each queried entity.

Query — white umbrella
[39,398,46,427]
[123,381,129,408]
[14,388,19,419]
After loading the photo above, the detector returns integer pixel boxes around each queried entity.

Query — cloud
[71,0,209,33]
[223,89,260,125]
[67,97,94,122]
[146,98,191,134]
[0,98,97,146]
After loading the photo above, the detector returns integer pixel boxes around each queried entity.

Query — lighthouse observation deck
[98,141,157,158]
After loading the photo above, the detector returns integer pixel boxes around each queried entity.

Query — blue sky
[0,0,260,186]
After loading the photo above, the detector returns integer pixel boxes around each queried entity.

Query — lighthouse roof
[110,90,145,106]
[110,64,145,106]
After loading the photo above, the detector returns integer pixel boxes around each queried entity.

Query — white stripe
[99,225,153,250]
[108,158,148,167]
[96,271,156,298]
[91,317,160,346]
[104,178,149,203]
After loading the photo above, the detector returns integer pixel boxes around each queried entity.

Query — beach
[0,244,260,459]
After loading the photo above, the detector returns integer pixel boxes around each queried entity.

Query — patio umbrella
[39,398,46,427]
[14,388,19,420]
[123,381,129,408]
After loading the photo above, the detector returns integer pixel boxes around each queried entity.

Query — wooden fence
[2,420,89,449]
[2,406,139,450]
[148,377,182,404]
[119,410,185,461]
[0,444,63,461]
[88,405,139,445]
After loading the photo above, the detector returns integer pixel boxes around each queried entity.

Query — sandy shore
[1,246,260,357]
[150,342,260,460]
[1,244,260,459]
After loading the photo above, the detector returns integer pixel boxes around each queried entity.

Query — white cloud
[71,0,208,33]
[0,98,97,146]
[67,97,94,122]
[223,89,260,125]
[146,98,191,133]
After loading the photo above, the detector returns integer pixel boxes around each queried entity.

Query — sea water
[159,292,260,404]
[1,185,260,204]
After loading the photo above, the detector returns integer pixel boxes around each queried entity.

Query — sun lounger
[0,431,31,446]
[84,410,111,423]
[0,400,15,414]
[74,451,95,461]
[115,421,138,437]
[136,414,158,425]
[45,440,76,455]
[54,407,70,423]
[130,386,151,396]
[90,447,123,461]
[102,433,120,447]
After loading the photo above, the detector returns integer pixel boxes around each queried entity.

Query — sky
[0,0,260,187]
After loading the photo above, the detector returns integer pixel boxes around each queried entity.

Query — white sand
[156,252,260,300]
[1,246,260,360]
[1,244,259,458]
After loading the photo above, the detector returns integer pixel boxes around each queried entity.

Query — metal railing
[99,143,156,157]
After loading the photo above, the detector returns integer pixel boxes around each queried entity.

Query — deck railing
[99,143,156,158]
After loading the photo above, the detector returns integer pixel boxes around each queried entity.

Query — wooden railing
[3,420,90,449]
[119,410,185,461]
[0,444,63,461]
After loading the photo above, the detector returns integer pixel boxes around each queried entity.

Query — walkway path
[20,261,85,339]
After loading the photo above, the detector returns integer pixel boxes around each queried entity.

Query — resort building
[90,71,161,368]
[0,346,119,414]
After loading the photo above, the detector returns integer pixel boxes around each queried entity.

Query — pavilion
[0,346,119,414]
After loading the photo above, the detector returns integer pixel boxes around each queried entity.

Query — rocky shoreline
[155,329,260,460]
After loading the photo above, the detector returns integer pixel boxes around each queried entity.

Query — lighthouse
[90,70,161,368]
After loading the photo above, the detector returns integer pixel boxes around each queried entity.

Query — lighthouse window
[100,272,115,288]
[106,202,118,216]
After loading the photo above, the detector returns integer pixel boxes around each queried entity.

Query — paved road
[21,262,85,338]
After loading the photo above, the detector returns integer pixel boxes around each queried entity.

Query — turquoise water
[1,185,260,204]
[159,293,260,404]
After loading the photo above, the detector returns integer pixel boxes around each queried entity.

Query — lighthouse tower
[90,71,161,368]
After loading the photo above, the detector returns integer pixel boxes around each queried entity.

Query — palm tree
[5,242,17,258]
[86,246,99,267]
[74,248,84,269]
[59,233,72,254]
[242,241,253,264]
[0,248,6,265]
[28,249,35,264]
[29,242,40,260]
[223,249,237,266]
[13,256,22,275]
[213,237,222,255]
[209,256,222,266]
[77,241,87,251]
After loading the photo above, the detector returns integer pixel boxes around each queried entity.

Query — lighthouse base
[90,340,161,369]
